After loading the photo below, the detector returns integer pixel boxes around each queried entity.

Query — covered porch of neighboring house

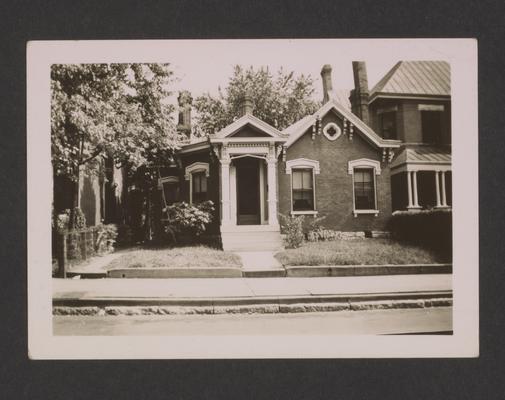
[390,146,452,211]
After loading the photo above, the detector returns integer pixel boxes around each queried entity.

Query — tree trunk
[144,184,152,242]
[68,170,80,230]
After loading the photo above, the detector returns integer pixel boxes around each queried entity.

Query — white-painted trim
[285,158,321,175]
[283,99,401,149]
[390,163,452,174]
[322,122,342,141]
[418,104,445,111]
[347,158,381,175]
[184,162,210,180]
[353,209,379,217]
[212,113,285,139]
[185,162,209,205]
[291,210,318,216]
[158,175,179,189]
[369,93,450,103]
[348,159,380,216]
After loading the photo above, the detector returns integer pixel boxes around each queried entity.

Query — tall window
[162,182,179,206]
[379,111,397,139]
[353,168,376,210]
[421,110,443,143]
[191,171,207,203]
[292,169,314,211]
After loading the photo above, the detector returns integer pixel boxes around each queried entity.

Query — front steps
[221,225,284,252]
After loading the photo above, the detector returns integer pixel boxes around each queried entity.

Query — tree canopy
[51,63,180,182]
[193,65,320,136]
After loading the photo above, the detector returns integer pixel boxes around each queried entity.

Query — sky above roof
[164,40,402,102]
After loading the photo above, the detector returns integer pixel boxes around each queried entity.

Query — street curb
[285,263,452,277]
[107,267,243,279]
[53,291,452,315]
[53,297,452,316]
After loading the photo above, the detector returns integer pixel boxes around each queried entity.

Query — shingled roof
[370,61,450,102]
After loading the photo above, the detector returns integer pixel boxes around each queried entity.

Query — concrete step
[222,230,284,251]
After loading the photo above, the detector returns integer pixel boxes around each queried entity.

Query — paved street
[53,306,452,336]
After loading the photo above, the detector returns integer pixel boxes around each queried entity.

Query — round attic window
[323,122,342,141]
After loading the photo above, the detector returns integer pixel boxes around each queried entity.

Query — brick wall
[370,98,451,144]
[278,109,393,231]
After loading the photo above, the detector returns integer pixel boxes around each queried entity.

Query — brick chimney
[349,61,370,125]
[320,64,333,103]
[239,90,254,116]
[177,90,193,139]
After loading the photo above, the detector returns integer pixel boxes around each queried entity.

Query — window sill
[353,209,379,217]
[291,210,318,216]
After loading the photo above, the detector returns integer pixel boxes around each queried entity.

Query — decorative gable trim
[285,158,320,175]
[184,162,209,180]
[347,158,381,175]
[212,114,285,140]
[284,99,400,149]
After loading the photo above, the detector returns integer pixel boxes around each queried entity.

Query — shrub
[53,207,87,233]
[163,201,215,244]
[279,214,305,249]
[95,224,118,254]
[388,209,452,256]
[307,228,340,242]
[116,224,134,247]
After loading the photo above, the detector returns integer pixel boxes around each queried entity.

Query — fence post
[57,232,67,278]
[80,230,87,260]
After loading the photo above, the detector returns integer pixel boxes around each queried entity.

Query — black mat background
[1,0,504,399]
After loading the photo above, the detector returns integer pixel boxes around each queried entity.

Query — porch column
[267,159,278,226]
[220,160,231,225]
[407,171,414,208]
[412,171,420,208]
[435,171,442,207]
[441,171,447,206]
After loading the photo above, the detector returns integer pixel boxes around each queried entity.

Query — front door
[235,157,260,225]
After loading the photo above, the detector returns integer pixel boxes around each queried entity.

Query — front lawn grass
[105,246,242,269]
[275,239,450,266]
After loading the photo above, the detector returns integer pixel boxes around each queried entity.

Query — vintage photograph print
[27,39,478,359]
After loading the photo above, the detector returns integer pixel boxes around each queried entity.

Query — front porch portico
[209,113,287,250]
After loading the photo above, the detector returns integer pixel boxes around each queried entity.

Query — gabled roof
[370,61,450,102]
[283,98,400,149]
[211,113,285,140]
[326,89,352,110]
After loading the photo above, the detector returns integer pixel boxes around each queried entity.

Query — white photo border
[27,38,479,359]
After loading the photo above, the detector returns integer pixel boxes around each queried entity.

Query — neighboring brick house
[155,61,452,251]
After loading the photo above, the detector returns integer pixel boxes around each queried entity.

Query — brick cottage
[154,61,452,250]
[58,61,451,251]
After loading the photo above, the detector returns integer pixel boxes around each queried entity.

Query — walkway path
[235,251,282,270]
[53,274,452,303]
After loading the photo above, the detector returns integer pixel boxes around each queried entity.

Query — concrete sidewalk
[54,274,452,306]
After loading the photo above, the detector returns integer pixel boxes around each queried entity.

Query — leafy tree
[51,63,180,229]
[193,65,320,136]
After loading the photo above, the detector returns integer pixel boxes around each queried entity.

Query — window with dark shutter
[379,111,397,139]
[421,110,443,143]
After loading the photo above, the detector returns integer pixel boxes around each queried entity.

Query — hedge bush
[388,209,452,256]
[162,201,215,244]
[279,214,305,249]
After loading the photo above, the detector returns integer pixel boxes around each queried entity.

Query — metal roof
[391,145,451,169]
[370,61,450,100]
